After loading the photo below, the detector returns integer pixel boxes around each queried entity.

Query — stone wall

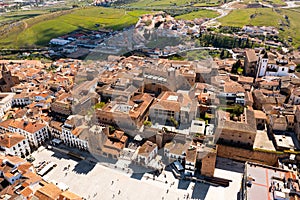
[217,144,278,166]
[200,150,217,177]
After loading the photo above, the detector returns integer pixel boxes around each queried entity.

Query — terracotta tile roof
[165,141,190,156]
[71,127,85,137]
[108,130,124,140]
[224,81,245,93]
[138,141,157,156]
[104,140,124,150]
[4,172,14,178]
[0,119,14,129]
[6,155,26,165]
[151,98,181,112]
[50,121,63,131]
[58,190,82,200]
[23,172,42,185]
[129,93,154,119]
[0,132,26,148]
[253,110,267,119]
[9,120,46,134]
[238,76,254,84]
[17,162,32,174]
[34,183,62,200]
[20,186,33,198]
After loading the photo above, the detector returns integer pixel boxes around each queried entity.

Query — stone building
[96,93,154,130]
[0,64,20,92]
[244,49,258,77]
[216,108,257,147]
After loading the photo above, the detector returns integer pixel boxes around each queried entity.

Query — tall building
[0,64,20,92]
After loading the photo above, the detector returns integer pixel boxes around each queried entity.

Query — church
[0,63,20,92]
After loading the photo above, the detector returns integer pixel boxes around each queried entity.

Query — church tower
[1,64,13,84]
[256,51,268,78]
[0,63,19,92]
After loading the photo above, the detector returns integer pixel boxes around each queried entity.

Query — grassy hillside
[0,8,149,48]
[0,10,49,25]
[242,0,286,6]
[127,0,222,8]
[218,8,282,27]
[218,7,300,47]
[175,9,219,20]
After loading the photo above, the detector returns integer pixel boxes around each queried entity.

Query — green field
[218,8,282,27]
[242,0,286,6]
[128,0,192,7]
[0,8,149,48]
[0,10,49,25]
[193,0,221,7]
[127,0,221,8]
[175,9,219,20]
[218,7,300,47]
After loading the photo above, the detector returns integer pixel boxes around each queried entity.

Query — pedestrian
[118,190,121,195]
[112,194,115,199]
[111,180,114,185]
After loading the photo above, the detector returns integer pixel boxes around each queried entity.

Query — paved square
[31,147,242,200]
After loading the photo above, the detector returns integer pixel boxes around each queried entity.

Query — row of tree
[197,33,259,49]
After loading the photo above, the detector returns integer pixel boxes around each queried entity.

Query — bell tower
[1,64,12,84]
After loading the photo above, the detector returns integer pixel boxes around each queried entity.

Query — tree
[143,121,152,127]
[170,117,179,128]
[94,102,106,109]
[220,49,225,59]
[231,59,242,74]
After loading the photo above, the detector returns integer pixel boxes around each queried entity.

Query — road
[201,0,241,27]
[282,1,300,8]
[202,0,300,28]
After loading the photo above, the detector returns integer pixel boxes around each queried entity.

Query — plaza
[31,147,243,200]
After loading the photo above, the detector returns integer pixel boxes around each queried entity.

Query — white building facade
[0,93,15,119]
[8,121,49,148]
[0,133,31,157]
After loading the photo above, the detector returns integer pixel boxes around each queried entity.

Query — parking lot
[31,147,242,200]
